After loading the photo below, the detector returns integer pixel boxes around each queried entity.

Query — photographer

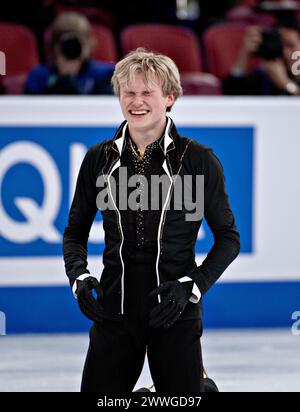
[25,12,114,95]
[223,21,300,95]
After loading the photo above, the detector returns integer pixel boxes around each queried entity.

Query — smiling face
[119,72,175,138]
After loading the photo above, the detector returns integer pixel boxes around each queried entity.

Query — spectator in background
[25,12,114,94]
[224,20,300,95]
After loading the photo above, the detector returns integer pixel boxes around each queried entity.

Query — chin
[129,116,151,126]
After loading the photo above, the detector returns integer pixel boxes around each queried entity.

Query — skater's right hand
[74,276,121,323]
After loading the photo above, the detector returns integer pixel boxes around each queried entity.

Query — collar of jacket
[111,116,176,158]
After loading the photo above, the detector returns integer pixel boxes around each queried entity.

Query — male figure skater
[63,48,240,392]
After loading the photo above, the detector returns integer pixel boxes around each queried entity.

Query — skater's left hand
[148,280,193,328]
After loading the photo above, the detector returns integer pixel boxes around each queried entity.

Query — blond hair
[111,48,182,110]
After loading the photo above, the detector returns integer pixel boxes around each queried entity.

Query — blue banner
[0,125,253,256]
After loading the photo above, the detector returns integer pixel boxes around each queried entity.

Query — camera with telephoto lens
[256,29,283,60]
[59,32,82,60]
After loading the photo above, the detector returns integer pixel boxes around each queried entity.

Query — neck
[128,117,168,151]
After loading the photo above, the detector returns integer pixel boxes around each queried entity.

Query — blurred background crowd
[1,0,300,96]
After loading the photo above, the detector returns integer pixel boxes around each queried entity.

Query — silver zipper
[155,140,191,301]
[106,158,125,314]
[155,159,173,303]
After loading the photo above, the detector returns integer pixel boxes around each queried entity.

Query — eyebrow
[123,89,154,94]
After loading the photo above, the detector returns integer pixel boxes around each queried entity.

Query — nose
[132,94,144,107]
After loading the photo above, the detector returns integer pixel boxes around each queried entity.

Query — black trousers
[81,261,204,392]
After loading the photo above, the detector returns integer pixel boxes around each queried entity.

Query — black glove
[75,276,121,323]
[148,280,193,329]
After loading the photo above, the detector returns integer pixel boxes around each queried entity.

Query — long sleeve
[62,144,101,287]
[178,276,201,303]
[190,147,240,296]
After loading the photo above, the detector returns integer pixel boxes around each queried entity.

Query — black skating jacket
[63,117,240,320]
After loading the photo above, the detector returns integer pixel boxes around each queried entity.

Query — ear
[166,94,176,109]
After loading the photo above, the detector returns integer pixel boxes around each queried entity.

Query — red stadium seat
[91,24,118,63]
[203,23,259,79]
[241,0,258,5]
[181,72,222,95]
[0,74,28,95]
[120,23,203,73]
[0,23,39,94]
[0,23,39,76]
